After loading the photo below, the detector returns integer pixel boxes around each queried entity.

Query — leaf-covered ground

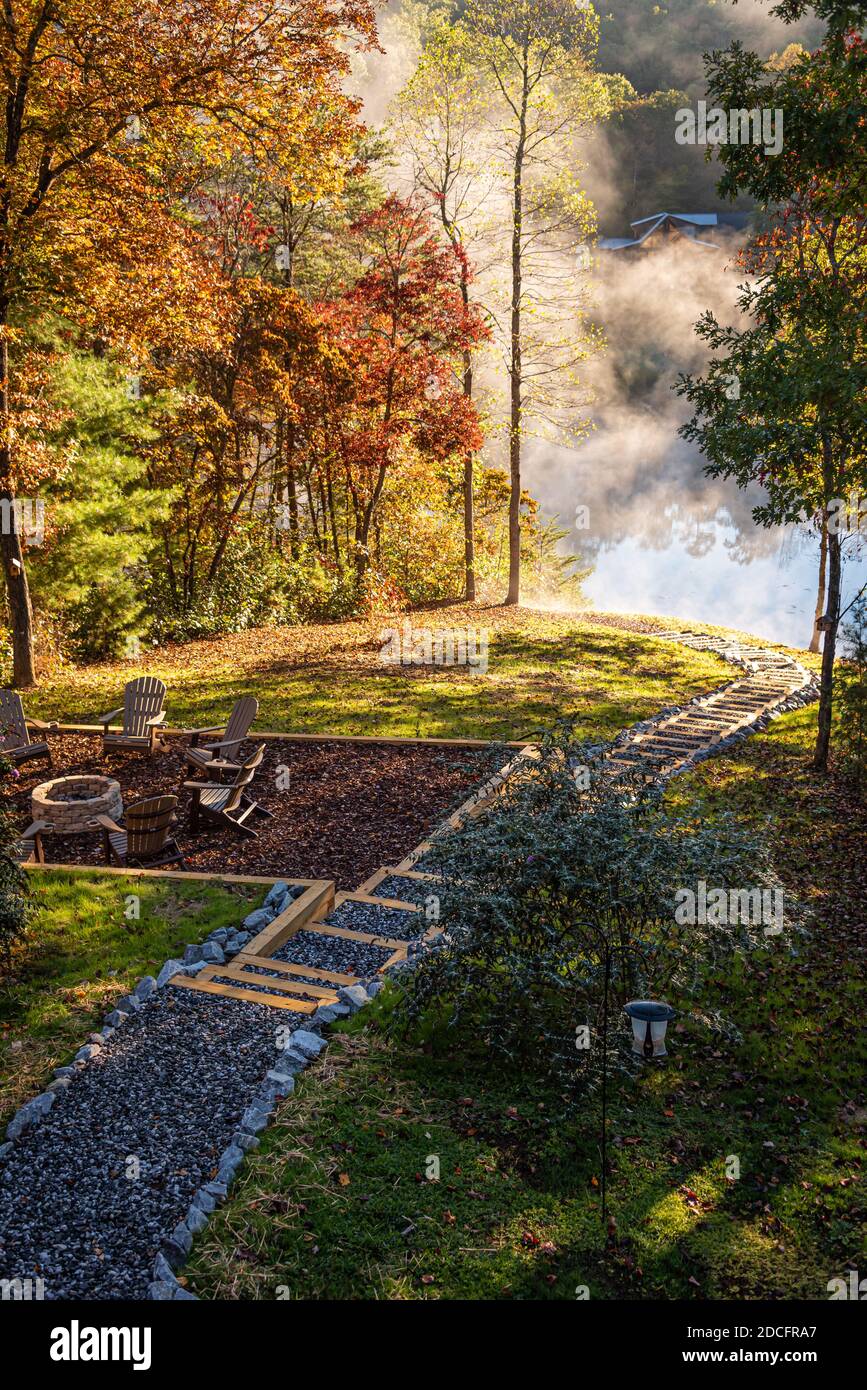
[7,735,495,888]
[26,606,740,742]
[184,707,866,1301]
[0,872,264,1126]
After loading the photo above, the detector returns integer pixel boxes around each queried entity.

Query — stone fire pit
[31,775,123,835]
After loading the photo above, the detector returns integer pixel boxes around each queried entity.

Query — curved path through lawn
[603,631,816,780]
[0,630,817,1300]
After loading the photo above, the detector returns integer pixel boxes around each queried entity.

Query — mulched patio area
[8,733,498,888]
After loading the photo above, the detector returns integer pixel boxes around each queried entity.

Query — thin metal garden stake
[600,943,611,1230]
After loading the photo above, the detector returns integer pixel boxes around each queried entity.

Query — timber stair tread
[170,974,320,1012]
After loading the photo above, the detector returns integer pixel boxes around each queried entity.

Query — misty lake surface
[582,515,866,651]
[537,427,867,652]
[526,247,866,652]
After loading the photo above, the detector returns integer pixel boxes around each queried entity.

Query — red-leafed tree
[305,195,489,585]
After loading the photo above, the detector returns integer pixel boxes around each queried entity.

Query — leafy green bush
[66,576,147,661]
[403,722,788,1096]
[145,524,296,642]
[146,523,371,641]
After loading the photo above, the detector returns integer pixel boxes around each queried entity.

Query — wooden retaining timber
[241,881,335,957]
[209,965,340,1001]
[392,843,433,874]
[22,863,313,888]
[301,921,408,955]
[170,974,319,1013]
[42,721,530,751]
[387,747,540,876]
[175,884,413,1008]
[444,746,538,827]
[356,864,443,894]
[152,877,338,1010]
[234,953,356,987]
[333,889,421,914]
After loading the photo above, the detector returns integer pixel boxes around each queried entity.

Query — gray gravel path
[375,874,436,906]
[272,927,395,975]
[0,988,284,1300]
[324,899,425,942]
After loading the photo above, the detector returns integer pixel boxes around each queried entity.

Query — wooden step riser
[210,965,340,1002]
[170,975,318,1012]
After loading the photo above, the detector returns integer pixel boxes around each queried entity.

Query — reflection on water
[583,521,865,651]
[525,243,866,650]
[531,427,866,650]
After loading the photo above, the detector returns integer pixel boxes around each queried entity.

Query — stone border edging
[639,631,819,780]
[0,881,323,1151]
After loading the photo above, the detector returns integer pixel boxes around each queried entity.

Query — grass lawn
[0,870,265,1126]
[184,705,866,1301]
[27,606,741,742]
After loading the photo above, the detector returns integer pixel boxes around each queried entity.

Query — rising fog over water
[356,0,865,649]
[527,240,866,649]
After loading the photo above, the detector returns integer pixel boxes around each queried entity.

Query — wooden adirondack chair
[184,744,271,840]
[0,689,55,768]
[96,795,186,868]
[98,676,167,756]
[12,820,50,864]
[184,695,259,778]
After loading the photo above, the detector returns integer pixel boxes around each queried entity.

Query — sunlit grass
[0,869,264,1124]
[28,607,733,741]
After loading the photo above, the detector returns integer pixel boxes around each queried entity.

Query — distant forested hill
[417,0,823,230]
[588,0,823,231]
[597,0,821,95]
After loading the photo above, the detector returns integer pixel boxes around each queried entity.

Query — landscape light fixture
[624,1000,676,1058]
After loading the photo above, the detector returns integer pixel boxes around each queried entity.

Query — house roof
[630,212,719,227]
[597,210,744,252]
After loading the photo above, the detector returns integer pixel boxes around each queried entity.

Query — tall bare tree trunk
[437,194,476,603]
[813,526,841,772]
[283,419,299,559]
[324,462,341,568]
[506,56,529,607]
[462,339,475,602]
[809,516,828,653]
[0,304,37,686]
[464,450,475,603]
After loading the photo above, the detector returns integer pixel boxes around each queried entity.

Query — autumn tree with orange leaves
[1,0,377,684]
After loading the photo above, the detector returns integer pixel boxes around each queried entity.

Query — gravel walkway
[236,963,340,990]
[374,874,437,906]
[210,969,325,1004]
[271,928,395,975]
[324,899,425,942]
[0,988,283,1300]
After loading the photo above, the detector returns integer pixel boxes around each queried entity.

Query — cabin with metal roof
[597,211,751,252]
